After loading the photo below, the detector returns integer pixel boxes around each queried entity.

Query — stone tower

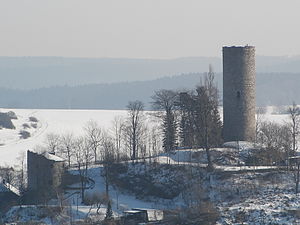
[223,46,256,142]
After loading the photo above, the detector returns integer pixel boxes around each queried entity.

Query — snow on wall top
[43,152,64,162]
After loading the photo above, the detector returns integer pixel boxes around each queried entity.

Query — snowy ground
[3,163,183,224]
[66,166,179,215]
[0,107,296,223]
[214,172,300,225]
[2,149,300,224]
[0,109,130,167]
[0,107,290,167]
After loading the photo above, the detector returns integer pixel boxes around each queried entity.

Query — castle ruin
[27,150,65,193]
[223,46,256,142]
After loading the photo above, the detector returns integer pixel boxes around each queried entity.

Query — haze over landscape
[0,0,300,109]
[1,0,300,58]
[2,0,300,224]
[0,56,300,109]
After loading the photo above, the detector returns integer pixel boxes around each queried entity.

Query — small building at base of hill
[122,208,164,224]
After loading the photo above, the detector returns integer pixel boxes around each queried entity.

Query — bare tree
[139,125,149,161]
[102,131,116,163]
[16,151,26,191]
[111,116,125,162]
[45,133,61,154]
[84,120,102,164]
[100,131,116,221]
[124,100,145,160]
[84,191,109,215]
[60,133,75,167]
[151,89,178,152]
[16,151,27,205]
[255,107,265,145]
[74,137,93,202]
[289,102,300,154]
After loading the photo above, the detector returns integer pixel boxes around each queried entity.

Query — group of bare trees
[254,102,300,193]
[255,102,300,167]
[41,103,164,167]
[256,121,292,165]
[256,103,300,194]
[123,101,146,160]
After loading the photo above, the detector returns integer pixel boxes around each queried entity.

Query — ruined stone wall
[27,151,64,192]
[52,160,65,189]
[223,46,256,142]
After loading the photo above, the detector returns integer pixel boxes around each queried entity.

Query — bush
[29,116,38,122]
[109,163,188,199]
[6,111,17,120]
[19,130,31,139]
[22,123,30,129]
[165,202,219,225]
[0,112,15,129]
[31,123,38,128]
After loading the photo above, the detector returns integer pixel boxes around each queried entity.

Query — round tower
[223,46,256,142]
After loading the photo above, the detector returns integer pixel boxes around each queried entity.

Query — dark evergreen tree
[151,90,178,152]
[178,92,197,148]
[177,66,223,170]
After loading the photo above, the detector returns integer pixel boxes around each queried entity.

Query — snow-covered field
[0,109,130,167]
[0,106,297,224]
[0,107,290,167]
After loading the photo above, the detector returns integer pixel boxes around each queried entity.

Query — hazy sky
[0,0,299,58]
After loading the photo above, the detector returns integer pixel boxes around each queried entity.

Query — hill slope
[1,72,300,109]
[1,55,300,90]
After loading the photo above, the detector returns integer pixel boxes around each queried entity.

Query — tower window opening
[237,91,241,98]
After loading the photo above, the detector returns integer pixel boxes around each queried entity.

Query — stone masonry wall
[27,151,64,192]
[223,46,256,142]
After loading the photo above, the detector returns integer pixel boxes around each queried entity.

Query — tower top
[223,45,255,48]
[223,46,255,51]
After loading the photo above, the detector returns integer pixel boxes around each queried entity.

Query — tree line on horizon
[1,71,300,109]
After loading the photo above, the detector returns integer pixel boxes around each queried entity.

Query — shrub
[6,111,17,120]
[109,163,188,199]
[29,116,38,122]
[0,112,15,129]
[22,123,30,129]
[31,123,37,128]
[19,130,31,139]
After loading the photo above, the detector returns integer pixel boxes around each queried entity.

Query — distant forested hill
[0,57,221,89]
[1,56,300,90]
[0,72,300,109]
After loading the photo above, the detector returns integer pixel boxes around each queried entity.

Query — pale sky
[0,0,299,58]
